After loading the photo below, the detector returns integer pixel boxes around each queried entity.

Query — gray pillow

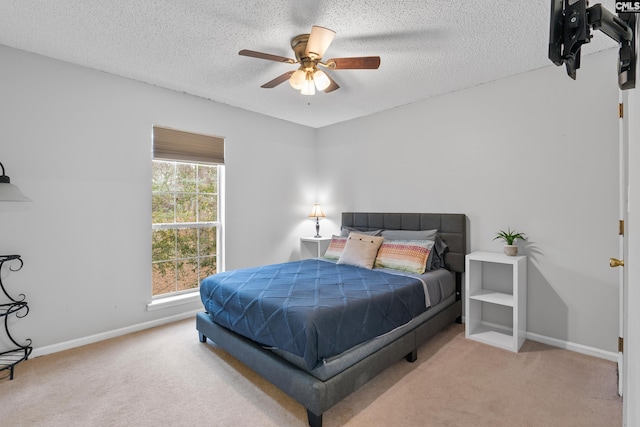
[340,226,383,237]
[381,229,437,240]
[428,235,448,270]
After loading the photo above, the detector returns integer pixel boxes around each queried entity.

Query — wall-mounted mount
[549,0,637,90]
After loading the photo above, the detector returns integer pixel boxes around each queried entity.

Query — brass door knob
[610,258,625,268]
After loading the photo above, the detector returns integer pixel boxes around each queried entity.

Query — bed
[196,212,467,426]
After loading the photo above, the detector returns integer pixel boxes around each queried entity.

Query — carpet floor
[0,319,622,426]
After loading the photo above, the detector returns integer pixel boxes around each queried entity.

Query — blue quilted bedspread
[199,259,428,370]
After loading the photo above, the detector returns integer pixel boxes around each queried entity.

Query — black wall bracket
[549,0,637,90]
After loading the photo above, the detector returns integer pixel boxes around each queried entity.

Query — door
[615,92,629,396]
[624,63,640,427]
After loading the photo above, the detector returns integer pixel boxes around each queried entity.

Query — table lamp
[308,204,326,238]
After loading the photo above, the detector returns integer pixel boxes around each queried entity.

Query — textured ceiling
[0,0,618,128]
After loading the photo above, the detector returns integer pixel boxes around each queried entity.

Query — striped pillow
[374,239,435,274]
[323,235,347,260]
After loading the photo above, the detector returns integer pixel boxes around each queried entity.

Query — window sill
[147,291,201,312]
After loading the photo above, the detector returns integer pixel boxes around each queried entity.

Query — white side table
[465,251,527,352]
[300,237,332,259]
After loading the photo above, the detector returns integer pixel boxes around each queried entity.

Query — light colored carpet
[0,319,622,426]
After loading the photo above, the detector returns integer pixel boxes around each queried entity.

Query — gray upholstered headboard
[341,212,467,274]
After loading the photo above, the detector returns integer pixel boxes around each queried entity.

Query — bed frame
[196,212,467,427]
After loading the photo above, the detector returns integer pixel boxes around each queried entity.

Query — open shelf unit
[465,251,527,352]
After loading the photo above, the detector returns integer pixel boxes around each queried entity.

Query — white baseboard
[31,309,201,358]
[33,313,619,362]
[525,331,618,362]
[461,317,618,362]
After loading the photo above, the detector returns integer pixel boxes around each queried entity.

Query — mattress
[200,258,448,370]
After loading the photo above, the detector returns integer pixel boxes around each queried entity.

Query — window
[151,126,224,298]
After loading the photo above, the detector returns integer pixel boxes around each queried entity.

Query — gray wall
[317,48,620,354]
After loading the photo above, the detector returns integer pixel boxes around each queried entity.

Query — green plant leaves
[493,228,526,245]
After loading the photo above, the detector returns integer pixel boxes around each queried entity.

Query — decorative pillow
[339,226,383,237]
[323,235,347,260]
[337,232,385,269]
[374,239,435,274]
[380,229,440,270]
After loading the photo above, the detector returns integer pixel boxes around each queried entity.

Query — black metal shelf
[0,254,32,380]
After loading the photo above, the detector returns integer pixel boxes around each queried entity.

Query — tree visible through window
[151,160,219,296]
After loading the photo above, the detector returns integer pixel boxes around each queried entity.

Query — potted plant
[494,228,526,256]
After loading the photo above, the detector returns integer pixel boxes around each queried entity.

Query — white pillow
[337,232,384,269]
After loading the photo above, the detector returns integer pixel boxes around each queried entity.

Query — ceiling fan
[239,26,381,95]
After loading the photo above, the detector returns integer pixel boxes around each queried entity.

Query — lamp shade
[289,69,306,89]
[0,162,31,202]
[306,26,336,59]
[301,73,316,95]
[308,204,325,218]
[313,69,331,91]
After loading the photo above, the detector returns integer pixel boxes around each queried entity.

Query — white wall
[0,45,316,351]
[317,49,621,354]
[0,43,623,357]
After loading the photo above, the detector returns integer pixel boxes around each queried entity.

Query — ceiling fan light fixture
[301,72,316,95]
[313,69,331,91]
[306,26,336,59]
[240,25,380,94]
[289,69,306,89]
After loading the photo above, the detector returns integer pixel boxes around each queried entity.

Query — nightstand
[300,237,332,259]
[465,251,527,352]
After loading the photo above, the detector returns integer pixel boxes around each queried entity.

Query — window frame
[149,125,225,306]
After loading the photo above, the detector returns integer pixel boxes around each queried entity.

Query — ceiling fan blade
[305,26,336,59]
[261,71,295,88]
[323,73,340,93]
[239,49,295,64]
[326,56,381,69]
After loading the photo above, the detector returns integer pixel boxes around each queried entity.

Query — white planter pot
[504,245,518,256]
